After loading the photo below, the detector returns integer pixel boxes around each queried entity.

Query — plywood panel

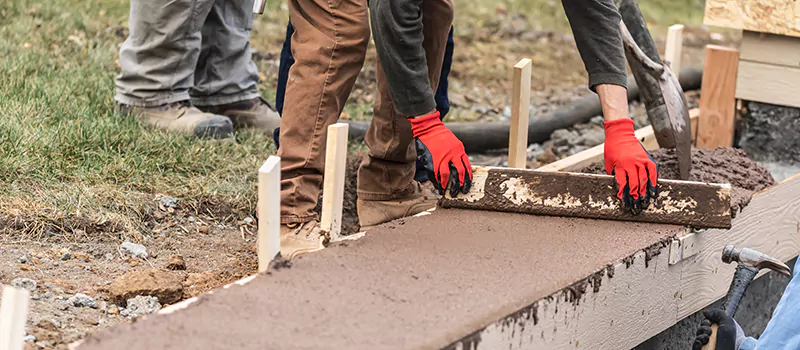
[736,60,800,108]
[704,0,800,38]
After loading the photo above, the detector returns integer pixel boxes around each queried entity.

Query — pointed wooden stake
[508,58,532,169]
[665,24,684,75]
[321,123,349,242]
[258,156,281,273]
[0,286,30,350]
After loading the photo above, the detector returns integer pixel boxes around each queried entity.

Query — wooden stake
[697,45,740,148]
[257,156,281,273]
[0,286,30,350]
[320,123,349,242]
[252,0,266,14]
[665,24,684,75]
[508,58,532,169]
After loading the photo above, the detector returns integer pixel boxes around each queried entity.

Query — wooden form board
[536,108,700,172]
[665,24,685,75]
[440,166,732,229]
[446,173,800,350]
[697,45,739,148]
[736,31,800,108]
[320,123,349,242]
[508,59,532,169]
[0,286,30,350]
[703,0,800,38]
[257,156,281,273]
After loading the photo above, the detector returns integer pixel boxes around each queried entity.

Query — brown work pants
[278,0,454,223]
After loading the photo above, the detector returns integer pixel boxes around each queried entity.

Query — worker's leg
[115,0,233,139]
[191,0,281,133]
[278,0,369,226]
[357,0,454,227]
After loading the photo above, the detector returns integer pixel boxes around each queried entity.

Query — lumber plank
[257,156,281,273]
[536,108,699,172]
[703,0,800,38]
[677,173,800,318]
[736,60,800,109]
[0,286,30,350]
[665,24,685,75]
[440,167,732,228]
[508,59,532,169]
[446,173,800,350]
[740,30,800,68]
[320,123,349,242]
[697,45,739,148]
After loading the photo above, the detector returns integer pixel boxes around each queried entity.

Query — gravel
[121,296,162,318]
[120,240,148,259]
[11,278,37,291]
[67,293,98,309]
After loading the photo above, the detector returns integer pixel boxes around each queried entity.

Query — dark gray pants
[115,0,260,107]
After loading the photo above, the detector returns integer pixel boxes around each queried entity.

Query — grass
[0,0,705,240]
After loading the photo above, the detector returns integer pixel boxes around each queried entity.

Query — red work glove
[603,118,658,215]
[409,111,472,197]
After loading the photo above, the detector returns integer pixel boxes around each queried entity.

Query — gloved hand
[603,118,658,215]
[693,308,743,350]
[409,111,472,197]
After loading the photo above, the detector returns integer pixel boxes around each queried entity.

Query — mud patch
[580,147,776,218]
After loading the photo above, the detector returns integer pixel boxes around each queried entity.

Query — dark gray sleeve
[561,0,628,91]
[369,0,436,116]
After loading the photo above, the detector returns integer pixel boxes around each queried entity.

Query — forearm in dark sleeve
[369,0,436,116]
[561,0,628,91]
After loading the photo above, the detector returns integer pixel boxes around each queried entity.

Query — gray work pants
[115,0,260,107]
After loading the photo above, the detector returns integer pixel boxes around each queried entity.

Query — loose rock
[166,255,186,271]
[18,255,28,264]
[11,278,37,291]
[109,269,184,306]
[67,293,97,308]
[120,240,148,259]
[60,252,73,261]
[120,296,162,318]
[23,335,35,343]
[158,197,179,208]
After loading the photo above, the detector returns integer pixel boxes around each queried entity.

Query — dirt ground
[0,14,741,350]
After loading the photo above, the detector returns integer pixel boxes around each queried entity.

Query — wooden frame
[508,58,532,169]
[665,24,684,75]
[736,31,800,109]
[0,286,30,350]
[536,108,700,172]
[446,173,800,349]
[257,156,281,273]
[697,45,740,148]
[320,123,349,242]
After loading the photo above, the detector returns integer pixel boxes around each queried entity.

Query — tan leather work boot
[117,101,233,139]
[280,220,326,259]
[199,97,281,133]
[357,182,439,230]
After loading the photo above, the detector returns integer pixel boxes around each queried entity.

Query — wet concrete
[78,209,685,350]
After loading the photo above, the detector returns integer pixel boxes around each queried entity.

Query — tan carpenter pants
[278,0,454,223]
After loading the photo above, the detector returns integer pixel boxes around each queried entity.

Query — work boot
[357,182,439,230]
[280,220,326,259]
[117,101,233,139]
[199,97,281,133]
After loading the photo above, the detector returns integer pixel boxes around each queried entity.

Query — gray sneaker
[117,101,233,139]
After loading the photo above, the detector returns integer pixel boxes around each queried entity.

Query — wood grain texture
[736,60,800,108]
[0,286,30,350]
[740,30,800,68]
[677,173,800,318]
[536,109,699,172]
[508,59,532,169]
[697,45,739,148]
[704,0,800,38]
[441,167,732,228]
[257,156,281,273]
[320,123,349,242]
[665,24,685,75]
